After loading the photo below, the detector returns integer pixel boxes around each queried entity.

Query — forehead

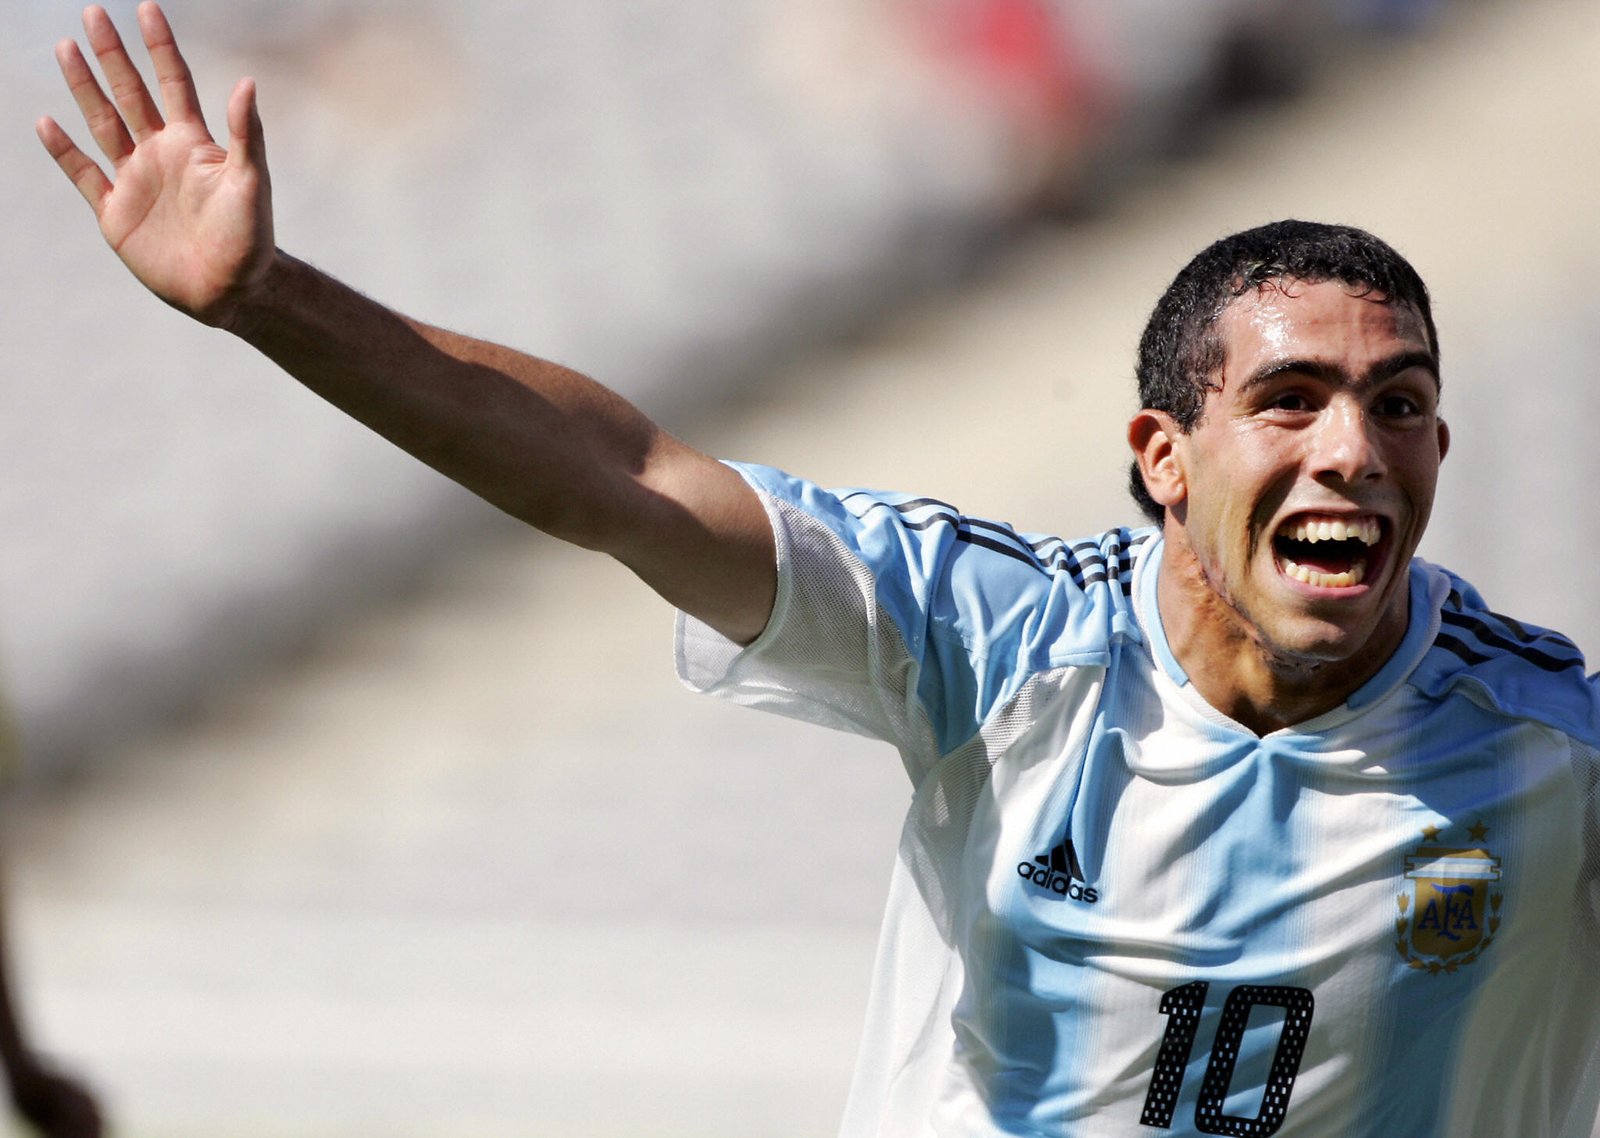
[1213,278,1434,378]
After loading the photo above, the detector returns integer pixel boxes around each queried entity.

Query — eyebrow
[1239,349,1440,393]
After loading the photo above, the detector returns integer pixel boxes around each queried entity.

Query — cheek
[1398,461,1442,523]
[1388,439,1442,489]
[1226,463,1296,540]
[1177,430,1297,555]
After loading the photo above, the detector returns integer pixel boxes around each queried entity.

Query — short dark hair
[1128,219,1439,523]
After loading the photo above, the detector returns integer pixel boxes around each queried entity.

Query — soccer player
[37,5,1600,1137]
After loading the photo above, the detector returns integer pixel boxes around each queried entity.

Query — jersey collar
[1132,535,1442,726]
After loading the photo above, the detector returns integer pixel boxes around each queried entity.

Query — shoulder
[1409,560,1600,746]
[930,518,1154,666]
[730,463,1152,651]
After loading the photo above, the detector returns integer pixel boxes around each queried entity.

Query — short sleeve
[676,463,1142,784]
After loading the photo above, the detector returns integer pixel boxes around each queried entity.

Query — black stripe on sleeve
[1438,609,1583,673]
[1487,608,1579,653]
[887,497,962,518]
[843,494,962,533]
[844,492,1140,591]
[955,529,1055,578]
[1435,633,1495,669]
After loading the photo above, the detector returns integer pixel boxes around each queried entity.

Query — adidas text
[1017,861,1099,903]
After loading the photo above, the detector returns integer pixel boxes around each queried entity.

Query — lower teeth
[1283,559,1366,588]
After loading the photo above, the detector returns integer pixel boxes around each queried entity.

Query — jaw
[1160,521,1415,730]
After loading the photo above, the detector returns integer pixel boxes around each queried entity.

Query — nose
[1311,397,1385,484]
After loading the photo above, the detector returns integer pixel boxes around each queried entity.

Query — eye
[1265,390,1314,413]
[1374,392,1423,418]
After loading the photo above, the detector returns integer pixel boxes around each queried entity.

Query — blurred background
[2,0,1597,1133]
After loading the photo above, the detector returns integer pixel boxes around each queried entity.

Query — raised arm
[37,3,775,644]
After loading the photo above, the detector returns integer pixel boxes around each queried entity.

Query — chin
[1257,611,1395,673]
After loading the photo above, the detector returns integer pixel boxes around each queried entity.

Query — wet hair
[1129,219,1439,523]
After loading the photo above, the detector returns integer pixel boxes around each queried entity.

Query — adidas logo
[1018,835,1099,903]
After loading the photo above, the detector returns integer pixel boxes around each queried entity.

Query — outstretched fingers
[138,2,206,129]
[36,115,113,213]
[81,4,165,144]
[54,36,135,166]
[44,4,209,205]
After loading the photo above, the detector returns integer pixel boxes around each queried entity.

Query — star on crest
[1467,820,1490,842]
[1421,824,1441,842]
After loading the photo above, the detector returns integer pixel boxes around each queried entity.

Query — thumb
[225,77,266,171]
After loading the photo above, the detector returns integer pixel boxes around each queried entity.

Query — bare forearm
[226,252,775,641]
[230,252,665,550]
[40,4,774,642]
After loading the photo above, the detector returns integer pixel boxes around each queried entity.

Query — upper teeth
[1282,517,1381,545]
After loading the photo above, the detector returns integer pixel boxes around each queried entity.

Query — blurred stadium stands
[6,0,1453,776]
[7,1,1600,1134]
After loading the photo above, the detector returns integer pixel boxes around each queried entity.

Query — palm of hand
[38,3,274,327]
[102,122,266,320]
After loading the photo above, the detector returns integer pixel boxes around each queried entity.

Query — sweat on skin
[1127,278,1448,735]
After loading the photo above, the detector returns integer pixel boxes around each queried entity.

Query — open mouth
[1271,514,1386,590]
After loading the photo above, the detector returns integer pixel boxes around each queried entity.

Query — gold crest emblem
[1395,822,1502,974]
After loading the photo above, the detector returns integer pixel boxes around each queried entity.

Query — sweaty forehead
[1215,278,1434,374]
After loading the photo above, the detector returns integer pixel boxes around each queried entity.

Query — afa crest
[1395,822,1503,974]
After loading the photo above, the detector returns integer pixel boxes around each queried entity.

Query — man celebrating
[38,5,1600,1137]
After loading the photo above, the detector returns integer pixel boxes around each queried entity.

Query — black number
[1140,983,1314,1136]
[1140,981,1209,1128]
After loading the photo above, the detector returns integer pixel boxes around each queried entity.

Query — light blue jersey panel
[952,545,1600,1138]
[720,463,1148,759]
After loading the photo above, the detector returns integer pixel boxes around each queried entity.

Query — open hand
[37,2,275,329]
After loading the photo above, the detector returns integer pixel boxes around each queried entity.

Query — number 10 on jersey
[1140,982,1314,1136]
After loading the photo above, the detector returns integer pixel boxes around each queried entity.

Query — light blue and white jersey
[676,463,1600,1138]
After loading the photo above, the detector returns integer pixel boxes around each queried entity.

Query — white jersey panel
[675,464,1600,1138]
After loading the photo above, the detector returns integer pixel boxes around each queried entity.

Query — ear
[1436,418,1450,462]
[1128,410,1187,511]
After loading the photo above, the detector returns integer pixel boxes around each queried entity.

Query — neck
[1153,535,1407,736]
